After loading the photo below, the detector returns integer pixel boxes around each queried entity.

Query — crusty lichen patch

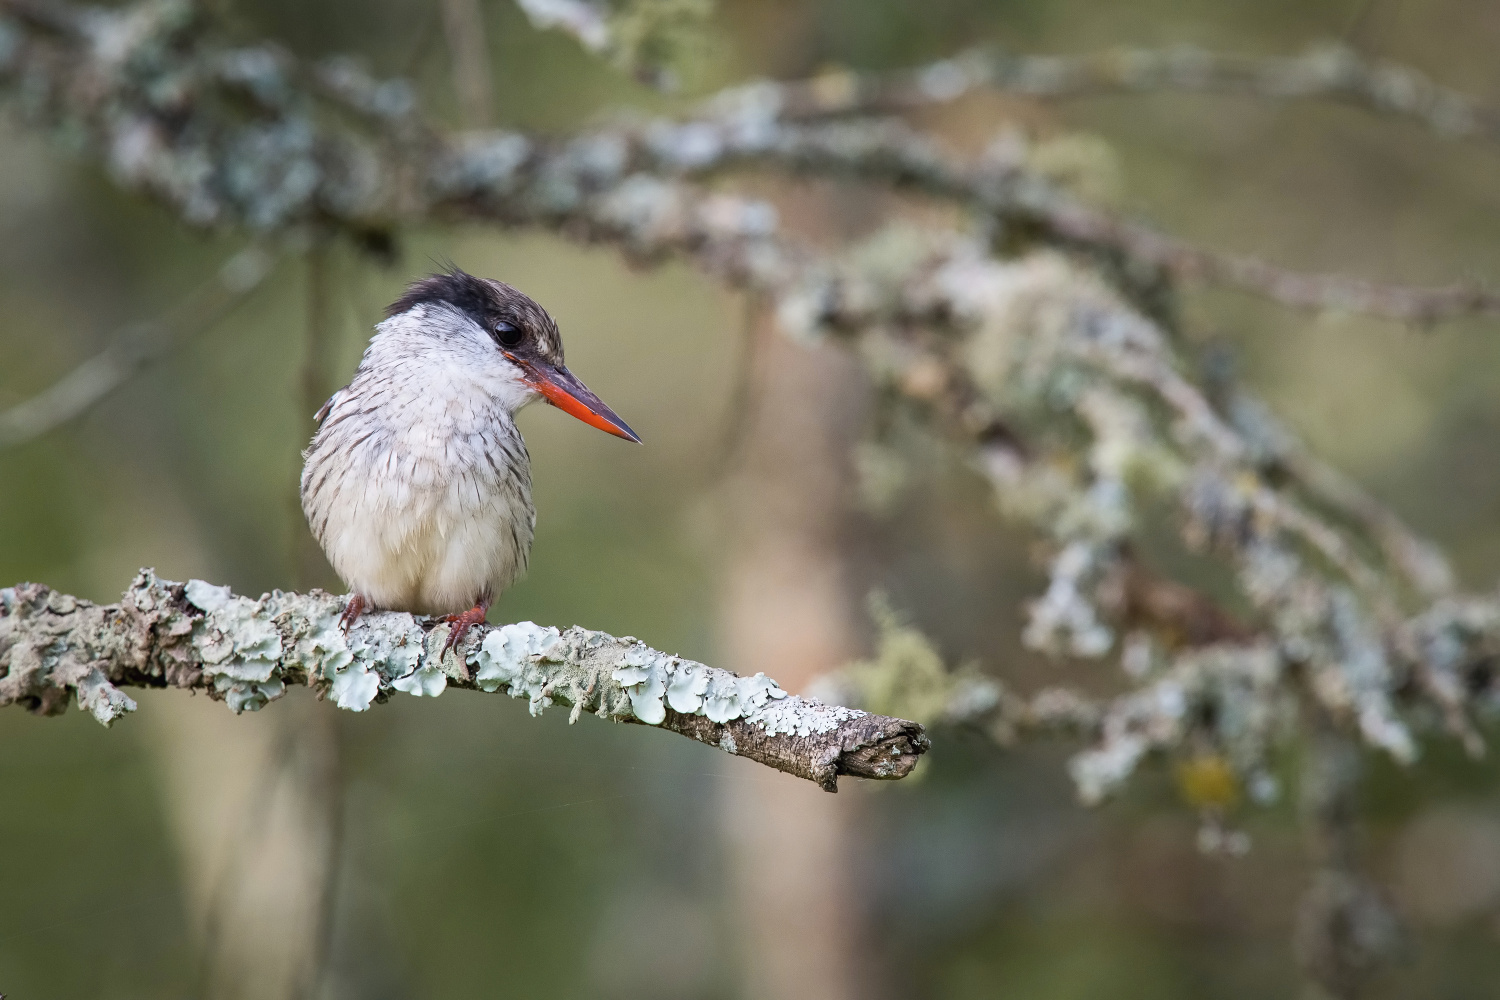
[469,621,867,737]
[1,571,929,790]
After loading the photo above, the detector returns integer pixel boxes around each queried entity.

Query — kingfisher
[300,267,639,651]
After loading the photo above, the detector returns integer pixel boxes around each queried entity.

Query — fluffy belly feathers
[302,415,535,616]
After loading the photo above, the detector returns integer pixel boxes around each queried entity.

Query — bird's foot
[339,593,367,633]
[441,601,490,657]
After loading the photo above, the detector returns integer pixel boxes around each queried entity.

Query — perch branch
[0,572,929,792]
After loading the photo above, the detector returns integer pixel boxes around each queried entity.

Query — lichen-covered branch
[0,572,929,792]
[1024,200,1500,323]
[804,240,1500,809]
[668,112,1500,322]
[3,0,1498,326]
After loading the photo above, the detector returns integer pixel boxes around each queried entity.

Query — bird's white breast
[300,307,537,616]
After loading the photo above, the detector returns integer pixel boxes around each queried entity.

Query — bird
[300,266,640,653]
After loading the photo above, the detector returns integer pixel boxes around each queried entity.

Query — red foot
[340,593,367,633]
[441,596,492,657]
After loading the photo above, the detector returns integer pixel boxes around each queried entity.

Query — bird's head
[385,267,640,442]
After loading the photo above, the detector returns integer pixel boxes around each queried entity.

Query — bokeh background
[6,0,1500,997]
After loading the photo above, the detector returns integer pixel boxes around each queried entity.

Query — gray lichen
[814,241,1500,805]
[0,571,928,791]
[468,620,864,740]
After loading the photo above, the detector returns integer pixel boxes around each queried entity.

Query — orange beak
[525,360,641,443]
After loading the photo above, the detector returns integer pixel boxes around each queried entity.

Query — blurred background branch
[3,0,1497,324]
[440,0,494,126]
[0,247,272,448]
[742,42,1500,146]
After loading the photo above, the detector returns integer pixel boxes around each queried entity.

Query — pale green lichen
[330,663,380,711]
[391,663,447,697]
[278,598,354,680]
[186,579,288,712]
[703,672,780,726]
[340,612,424,712]
[178,579,428,714]
[76,666,137,725]
[4,573,927,792]
[469,620,862,738]
[223,679,285,714]
[473,622,692,723]
[752,692,859,738]
[665,661,710,713]
[839,593,989,727]
[613,646,670,724]
[473,621,568,711]
[187,580,281,681]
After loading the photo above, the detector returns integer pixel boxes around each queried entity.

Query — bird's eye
[494,321,523,348]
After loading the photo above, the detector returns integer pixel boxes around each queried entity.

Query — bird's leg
[339,593,367,633]
[441,590,493,657]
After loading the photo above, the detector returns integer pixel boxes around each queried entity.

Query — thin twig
[439,0,494,127]
[1039,202,1500,323]
[674,116,1500,322]
[1286,449,1456,599]
[704,292,772,484]
[0,248,274,449]
[737,43,1500,146]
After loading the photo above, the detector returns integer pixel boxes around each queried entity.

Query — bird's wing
[313,391,339,426]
